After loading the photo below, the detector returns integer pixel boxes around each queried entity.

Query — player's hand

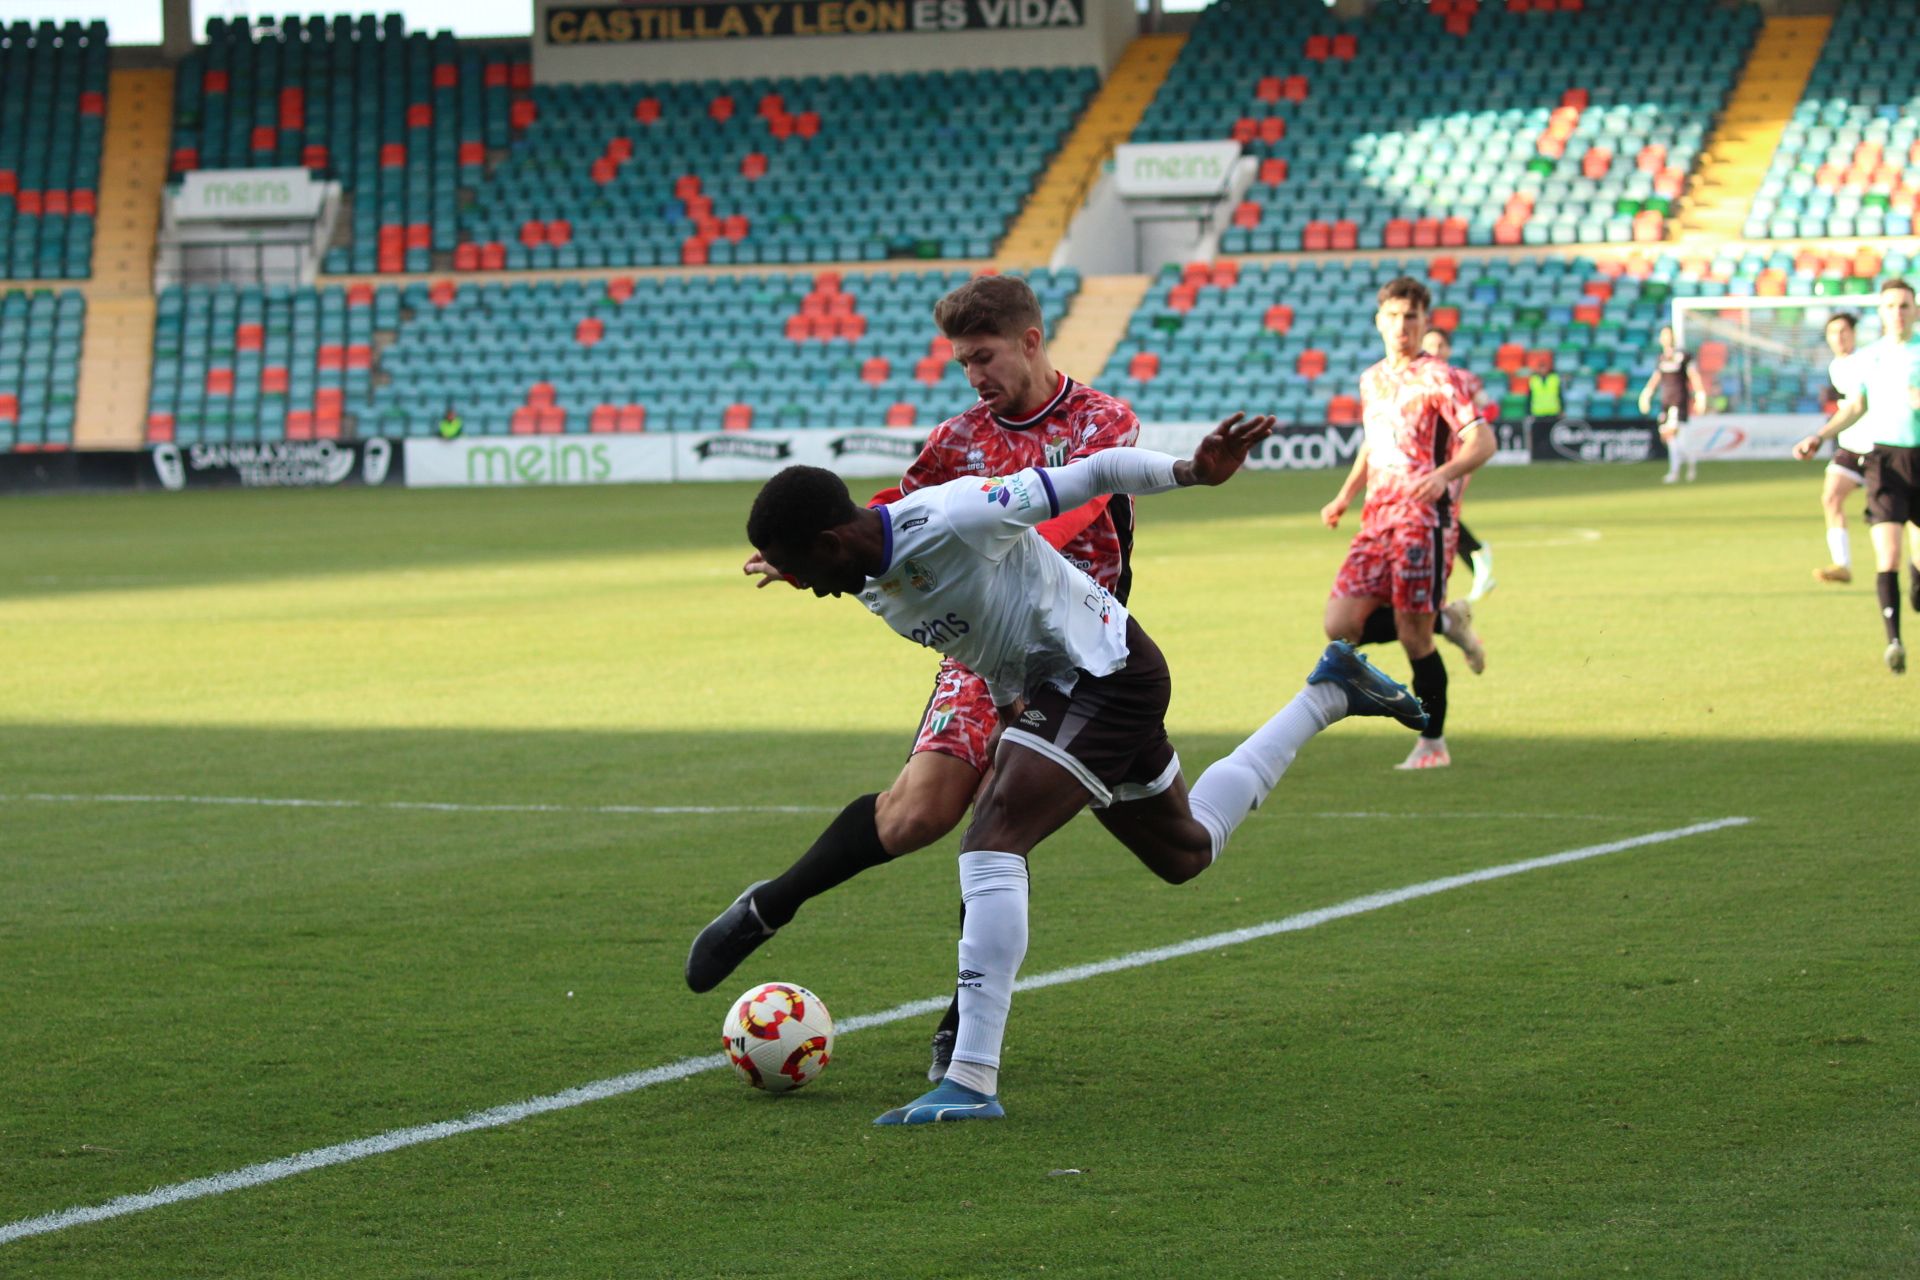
[1177,412,1275,486]
[1413,473,1450,504]
[742,551,798,589]
[1637,395,1652,415]
[1792,434,1823,462]
[1320,496,1348,528]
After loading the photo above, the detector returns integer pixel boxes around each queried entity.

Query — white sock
[1666,439,1684,478]
[1828,526,1851,568]
[948,850,1029,1095]
[1470,548,1493,578]
[1188,682,1345,861]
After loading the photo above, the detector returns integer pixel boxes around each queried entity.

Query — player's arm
[1794,391,1869,460]
[1637,371,1660,414]
[1038,402,1145,548]
[1416,421,1495,502]
[949,416,1274,555]
[1688,360,1709,411]
[1321,443,1368,529]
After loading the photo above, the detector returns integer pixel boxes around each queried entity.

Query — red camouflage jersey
[899,373,1141,600]
[1454,366,1501,421]
[1358,353,1484,533]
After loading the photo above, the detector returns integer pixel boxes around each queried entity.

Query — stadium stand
[1743,0,1920,240]
[1101,247,1905,425]
[1136,0,1760,253]
[144,268,1081,443]
[168,16,528,275]
[0,19,110,280]
[0,288,86,448]
[165,15,1095,273]
[460,69,1099,271]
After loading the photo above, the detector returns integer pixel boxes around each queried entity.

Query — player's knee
[1153,847,1211,885]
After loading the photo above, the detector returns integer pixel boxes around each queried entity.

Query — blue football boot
[1307,641,1429,732]
[873,1080,1005,1126]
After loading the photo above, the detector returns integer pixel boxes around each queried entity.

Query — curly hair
[747,465,859,552]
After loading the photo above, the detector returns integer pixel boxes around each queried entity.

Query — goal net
[1671,295,1882,418]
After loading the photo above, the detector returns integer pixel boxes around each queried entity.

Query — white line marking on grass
[3,793,839,816]
[0,815,1749,1247]
[2,793,1630,823]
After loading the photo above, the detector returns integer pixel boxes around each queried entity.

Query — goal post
[1671,294,1881,419]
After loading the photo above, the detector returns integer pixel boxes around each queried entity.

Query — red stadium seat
[1431,306,1460,332]
[1303,221,1331,251]
[261,366,288,393]
[1494,343,1525,373]
[723,404,753,432]
[1383,219,1412,249]
[146,412,174,442]
[528,382,556,408]
[1263,304,1294,334]
[575,317,605,346]
[285,410,313,439]
[1331,33,1356,59]
[1327,395,1361,424]
[1331,220,1358,250]
[885,403,917,427]
[860,356,891,384]
[590,405,618,433]
[1128,351,1161,380]
[1258,157,1288,185]
[1255,76,1283,103]
[510,407,538,434]
[537,406,566,434]
[1304,34,1330,60]
[608,276,635,302]
[618,405,647,433]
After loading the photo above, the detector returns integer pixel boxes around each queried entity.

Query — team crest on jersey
[927,701,957,735]
[1044,438,1070,467]
[905,558,938,592]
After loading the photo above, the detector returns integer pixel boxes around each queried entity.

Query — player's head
[1877,279,1916,340]
[1825,312,1858,358]
[1658,325,1677,352]
[1419,327,1452,360]
[1375,277,1431,359]
[934,275,1050,417]
[747,465,867,597]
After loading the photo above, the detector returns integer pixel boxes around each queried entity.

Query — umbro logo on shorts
[1021,709,1047,725]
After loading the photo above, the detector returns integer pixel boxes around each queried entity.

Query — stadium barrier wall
[4,419,1816,494]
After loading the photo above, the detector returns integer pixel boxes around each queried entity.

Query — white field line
[0,816,1750,1247]
[1,793,1633,823]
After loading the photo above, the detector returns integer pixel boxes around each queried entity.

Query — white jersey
[1829,351,1873,454]
[856,448,1183,706]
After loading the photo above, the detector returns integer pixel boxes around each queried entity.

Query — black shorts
[1831,448,1870,483]
[1866,445,1920,526]
[1001,615,1178,810]
[1659,402,1690,427]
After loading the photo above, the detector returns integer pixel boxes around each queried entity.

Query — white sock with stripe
[1828,526,1851,568]
[1188,682,1346,862]
[946,850,1029,1097]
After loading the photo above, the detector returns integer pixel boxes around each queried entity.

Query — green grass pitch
[2,461,1915,1277]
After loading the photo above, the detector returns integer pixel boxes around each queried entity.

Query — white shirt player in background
[1809,311,1920,585]
[743,416,1429,1126]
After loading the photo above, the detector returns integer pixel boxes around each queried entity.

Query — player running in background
[743,417,1428,1124]
[1793,278,1920,674]
[1639,325,1709,484]
[689,275,1139,1077]
[1321,278,1495,772]
[1813,313,1867,583]
[1420,327,1498,602]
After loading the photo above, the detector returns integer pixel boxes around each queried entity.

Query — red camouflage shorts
[1331,519,1459,614]
[910,655,998,773]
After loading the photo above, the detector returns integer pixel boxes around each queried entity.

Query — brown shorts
[1000,615,1179,810]
[1866,445,1920,527]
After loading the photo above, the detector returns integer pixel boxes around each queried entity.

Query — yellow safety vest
[1528,372,1562,416]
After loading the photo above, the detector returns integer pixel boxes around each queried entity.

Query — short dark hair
[1377,276,1431,312]
[1827,312,1858,332]
[1881,278,1916,300]
[747,465,859,553]
[1422,326,1451,344]
[933,275,1044,342]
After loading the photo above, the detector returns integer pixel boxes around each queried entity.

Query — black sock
[1878,571,1902,643]
[1410,650,1448,740]
[934,900,965,1038]
[753,793,890,930]
[1359,606,1399,646]
[1909,561,1920,614]
[1457,522,1483,559]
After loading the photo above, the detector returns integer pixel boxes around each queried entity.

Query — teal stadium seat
[0,288,86,452]
[0,21,109,280]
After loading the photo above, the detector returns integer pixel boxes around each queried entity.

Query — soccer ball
[721,981,834,1093]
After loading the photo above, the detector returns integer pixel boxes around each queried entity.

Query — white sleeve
[1830,355,1857,398]
[942,447,1182,559]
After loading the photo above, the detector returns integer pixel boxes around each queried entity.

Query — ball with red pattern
[720,981,835,1093]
